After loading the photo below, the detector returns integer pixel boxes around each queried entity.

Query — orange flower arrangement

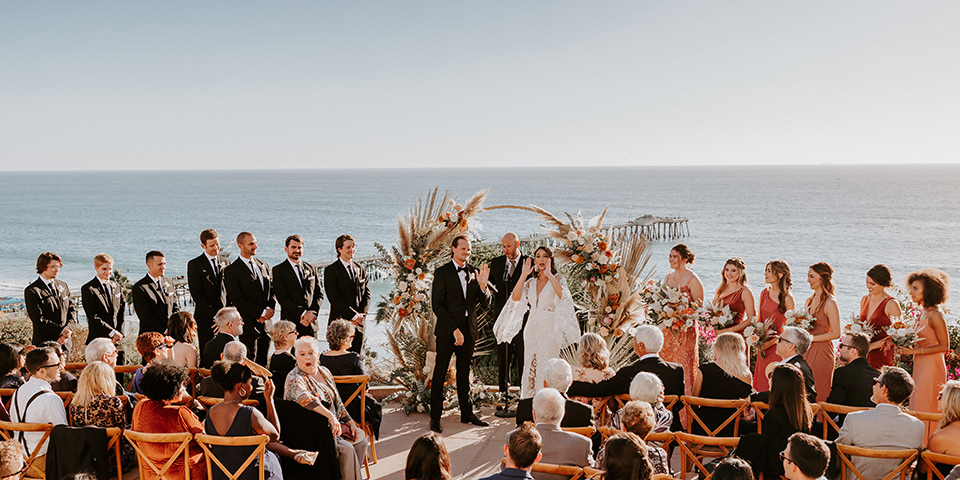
[403,258,416,269]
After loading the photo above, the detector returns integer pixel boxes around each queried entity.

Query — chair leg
[364,424,377,463]
[363,452,371,479]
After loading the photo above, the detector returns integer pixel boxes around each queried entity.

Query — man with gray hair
[85,337,119,367]
[199,341,265,401]
[516,358,594,427]
[201,307,244,368]
[567,325,684,431]
[531,388,593,480]
[753,326,816,403]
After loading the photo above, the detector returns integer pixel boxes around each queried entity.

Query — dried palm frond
[398,215,413,257]
[528,204,566,230]
[460,189,488,219]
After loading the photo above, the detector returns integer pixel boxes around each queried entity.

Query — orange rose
[605,250,613,258]
[418,272,426,280]
[572,254,584,264]
[398,308,409,317]
[614,328,623,337]
[608,293,620,303]
[403,258,416,269]
[892,321,907,329]
[393,296,402,304]
[598,264,608,274]
[597,241,607,251]
[683,307,695,315]
[608,264,618,272]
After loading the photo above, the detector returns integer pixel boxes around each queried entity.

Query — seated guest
[929,380,960,456]
[0,342,25,388]
[601,432,653,480]
[199,341,264,400]
[835,366,924,480]
[567,325,684,431]
[168,311,199,369]
[825,332,878,408]
[713,457,754,480]
[268,320,298,387]
[85,337,137,408]
[571,333,616,407]
[617,401,670,476]
[478,423,542,480]
[131,361,206,480]
[69,361,135,471]
[206,361,314,479]
[130,332,174,394]
[754,327,816,403]
[201,307,244,369]
[516,358,594,427]
[531,388,592,480]
[404,432,452,480]
[0,439,25,480]
[947,465,960,480]
[285,336,367,480]
[692,332,753,436]
[611,373,671,434]
[319,319,383,439]
[782,432,830,480]
[9,347,68,478]
[40,340,77,392]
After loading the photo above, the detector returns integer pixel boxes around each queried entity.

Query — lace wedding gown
[493,275,580,399]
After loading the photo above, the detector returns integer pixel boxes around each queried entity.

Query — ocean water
[1,165,958,351]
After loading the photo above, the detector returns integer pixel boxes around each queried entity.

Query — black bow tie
[456,266,468,273]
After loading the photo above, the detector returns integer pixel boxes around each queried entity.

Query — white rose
[566,231,578,241]
[417,404,425,413]
[583,243,594,253]
[415,268,422,275]
[398,281,408,291]
[591,253,600,261]
[407,273,415,281]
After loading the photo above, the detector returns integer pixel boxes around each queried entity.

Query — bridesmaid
[661,243,704,396]
[712,257,756,335]
[753,260,794,392]
[899,268,949,442]
[803,262,841,403]
[860,264,902,369]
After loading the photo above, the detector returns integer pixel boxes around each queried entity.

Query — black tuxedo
[752,355,817,404]
[515,395,595,428]
[133,274,180,335]
[273,259,323,338]
[826,357,878,408]
[187,253,229,349]
[201,333,237,369]
[24,277,77,346]
[430,260,490,421]
[323,259,370,353]
[223,256,275,365]
[489,254,528,392]
[81,277,125,344]
[567,355,685,432]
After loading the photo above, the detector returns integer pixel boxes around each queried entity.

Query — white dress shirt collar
[640,353,660,361]
[148,273,161,283]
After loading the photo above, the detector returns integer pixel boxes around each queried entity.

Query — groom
[430,235,491,433]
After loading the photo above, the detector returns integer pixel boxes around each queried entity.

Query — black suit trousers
[431,331,475,421]
[497,331,523,392]
[240,331,271,366]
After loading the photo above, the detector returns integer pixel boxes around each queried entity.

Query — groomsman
[488,232,528,411]
[273,235,323,337]
[81,254,125,365]
[187,228,230,349]
[324,234,370,353]
[133,251,180,335]
[24,252,77,348]
[223,231,275,365]
[430,235,491,433]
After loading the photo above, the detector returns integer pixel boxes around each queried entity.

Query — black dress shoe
[430,419,443,433]
[461,416,489,427]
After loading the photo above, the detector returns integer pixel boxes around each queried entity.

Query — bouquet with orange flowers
[743,317,777,357]
[784,307,816,332]
[844,313,877,339]
[700,302,736,329]
[643,282,701,334]
[885,317,919,348]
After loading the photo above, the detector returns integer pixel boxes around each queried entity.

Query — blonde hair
[73,361,117,407]
[94,253,113,268]
[270,320,297,348]
[940,380,960,428]
[713,332,752,381]
[577,333,610,371]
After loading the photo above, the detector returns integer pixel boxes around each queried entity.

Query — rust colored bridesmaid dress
[660,284,699,396]
[803,303,836,403]
[861,296,896,369]
[753,289,786,392]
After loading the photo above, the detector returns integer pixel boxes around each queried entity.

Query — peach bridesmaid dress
[803,303,835,403]
[753,289,786,392]
[909,311,947,442]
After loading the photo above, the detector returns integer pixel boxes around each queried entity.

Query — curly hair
[577,333,610,371]
[269,320,297,348]
[140,361,188,402]
[620,400,656,437]
[326,319,355,351]
[136,332,166,363]
[767,260,793,314]
[166,312,197,344]
[907,268,950,307]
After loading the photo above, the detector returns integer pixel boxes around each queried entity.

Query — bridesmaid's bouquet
[743,317,777,357]
[700,302,736,329]
[784,307,816,332]
[642,281,700,333]
[885,317,919,348]
[844,313,877,339]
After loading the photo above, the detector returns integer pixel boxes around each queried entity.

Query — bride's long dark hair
[532,246,558,278]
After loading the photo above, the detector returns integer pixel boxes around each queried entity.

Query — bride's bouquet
[784,307,816,332]
[743,317,777,357]
[641,280,700,334]
[885,317,919,348]
[700,302,737,330]
[844,313,877,339]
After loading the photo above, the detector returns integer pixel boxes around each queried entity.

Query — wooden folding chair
[835,444,918,480]
[54,391,74,409]
[195,433,268,480]
[103,427,124,480]
[334,374,377,468]
[196,396,260,408]
[64,362,88,374]
[750,401,820,435]
[562,426,596,438]
[125,430,195,480]
[598,425,619,441]
[652,475,681,480]
[906,410,943,424]
[528,461,602,480]
[674,431,740,480]
[816,402,869,440]
[0,419,54,479]
[920,450,960,480]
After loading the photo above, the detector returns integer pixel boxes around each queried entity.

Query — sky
[2,1,959,171]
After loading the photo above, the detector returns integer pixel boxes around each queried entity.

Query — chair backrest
[681,396,748,437]
[835,444,918,480]
[125,430,195,480]
[562,426,596,438]
[816,402,870,439]
[64,362,88,374]
[104,427,123,480]
[0,419,55,478]
[905,410,943,424]
[195,433,269,480]
[333,374,369,424]
[652,475,681,480]
[529,461,602,480]
[674,431,740,480]
[54,391,74,408]
[197,396,260,408]
[920,450,960,480]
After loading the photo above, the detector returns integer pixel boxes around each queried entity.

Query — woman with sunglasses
[129,332,174,394]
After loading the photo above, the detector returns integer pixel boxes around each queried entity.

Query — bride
[494,246,580,400]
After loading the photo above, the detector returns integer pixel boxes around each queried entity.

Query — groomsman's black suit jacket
[201,332,237,369]
[223,257,275,334]
[488,254,529,319]
[567,354,685,432]
[81,277,125,343]
[826,357,878,408]
[24,278,77,345]
[187,253,229,345]
[432,261,488,340]
[273,259,323,336]
[751,354,817,404]
[133,275,180,335]
[324,259,371,324]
